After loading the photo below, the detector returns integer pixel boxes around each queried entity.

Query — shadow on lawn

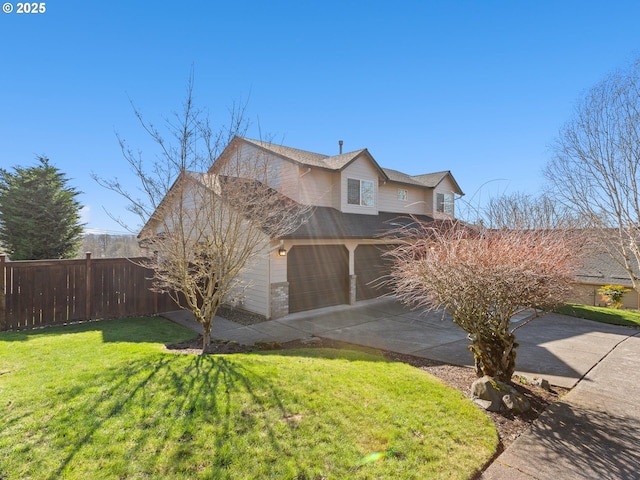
[37,353,297,478]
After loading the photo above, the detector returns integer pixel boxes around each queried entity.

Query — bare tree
[545,58,640,293]
[386,220,579,382]
[80,234,142,258]
[96,77,309,350]
[482,192,588,230]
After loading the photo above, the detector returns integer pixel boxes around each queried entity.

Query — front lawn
[556,303,640,327]
[0,317,498,479]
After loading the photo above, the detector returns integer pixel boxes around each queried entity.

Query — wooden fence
[0,253,178,331]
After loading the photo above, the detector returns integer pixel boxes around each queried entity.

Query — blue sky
[1,1,639,233]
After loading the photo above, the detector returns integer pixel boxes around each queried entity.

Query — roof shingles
[284,207,433,239]
[241,137,463,194]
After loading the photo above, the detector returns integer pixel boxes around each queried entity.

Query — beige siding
[229,143,300,201]
[568,284,599,306]
[233,241,270,317]
[277,159,300,201]
[331,174,341,209]
[378,183,429,215]
[569,282,640,309]
[425,188,435,215]
[299,169,334,206]
[435,176,458,195]
[340,159,380,215]
[431,177,458,217]
[269,242,288,283]
[148,181,208,236]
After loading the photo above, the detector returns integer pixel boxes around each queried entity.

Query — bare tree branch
[386,220,581,381]
[545,58,640,292]
[95,78,308,351]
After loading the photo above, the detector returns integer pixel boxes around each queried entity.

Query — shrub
[598,285,630,309]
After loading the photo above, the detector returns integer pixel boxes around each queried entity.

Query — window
[436,192,455,216]
[347,178,375,206]
[397,189,408,201]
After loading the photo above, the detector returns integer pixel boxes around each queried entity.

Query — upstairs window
[347,178,375,206]
[436,192,455,216]
[397,189,408,201]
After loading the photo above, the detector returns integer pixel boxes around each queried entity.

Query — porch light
[278,248,287,257]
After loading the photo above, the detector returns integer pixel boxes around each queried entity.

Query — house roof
[413,171,464,194]
[382,168,464,194]
[138,170,196,239]
[575,250,638,286]
[238,137,463,194]
[284,207,434,240]
[242,137,382,175]
[242,138,330,168]
[381,168,426,186]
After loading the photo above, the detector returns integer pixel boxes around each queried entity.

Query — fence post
[85,252,92,320]
[0,255,6,331]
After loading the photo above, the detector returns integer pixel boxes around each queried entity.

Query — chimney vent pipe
[339,140,343,154]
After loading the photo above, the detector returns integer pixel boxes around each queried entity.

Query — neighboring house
[141,136,463,319]
[571,249,640,309]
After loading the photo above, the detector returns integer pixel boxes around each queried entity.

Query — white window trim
[347,178,375,207]
[436,192,455,216]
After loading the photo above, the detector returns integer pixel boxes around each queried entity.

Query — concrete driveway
[165,297,636,388]
[164,297,640,479]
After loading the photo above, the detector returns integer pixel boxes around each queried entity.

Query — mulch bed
[165,335,568,452]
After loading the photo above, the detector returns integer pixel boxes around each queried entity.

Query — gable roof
[413,171,464,194]
[241,137,384,176]
[138,170,222,239]
[242,138,330,168]
[382,168,464,195]
[238,138,464,196]
[382,168,426,186]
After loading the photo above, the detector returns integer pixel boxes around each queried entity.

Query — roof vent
[339,140,343,154]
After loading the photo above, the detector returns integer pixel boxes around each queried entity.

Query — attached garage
[287,245,349,313]
[355,244,394,301]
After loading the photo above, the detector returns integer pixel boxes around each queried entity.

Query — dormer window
[347,178,375,206]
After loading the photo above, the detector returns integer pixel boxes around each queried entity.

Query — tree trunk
[194,304,218,354]
[198,316,212,354]
[468,333,518,382]
[201,329,211,353]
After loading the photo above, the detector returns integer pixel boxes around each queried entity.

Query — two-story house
[142,136,463,319]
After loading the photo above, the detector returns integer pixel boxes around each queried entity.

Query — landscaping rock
[531,377,552,391]
[502,393,531,413]
[471,376,505,412]
[471,375,531,413]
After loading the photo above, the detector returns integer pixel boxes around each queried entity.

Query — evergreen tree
[0,157,85,260]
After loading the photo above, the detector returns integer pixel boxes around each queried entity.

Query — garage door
[355,244,394,301]
[288,245,349,313]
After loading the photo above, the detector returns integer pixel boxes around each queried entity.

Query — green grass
[0,317,498,479]
[556,303,640,327]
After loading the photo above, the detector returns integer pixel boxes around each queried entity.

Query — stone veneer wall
[349,275,357,305]
[270,282,289,319]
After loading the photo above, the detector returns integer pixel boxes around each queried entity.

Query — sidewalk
[482,333,640,479]
[163,299,640,479]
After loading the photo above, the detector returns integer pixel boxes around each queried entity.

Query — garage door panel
[355,244,394,301]
[288,245,348,313]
